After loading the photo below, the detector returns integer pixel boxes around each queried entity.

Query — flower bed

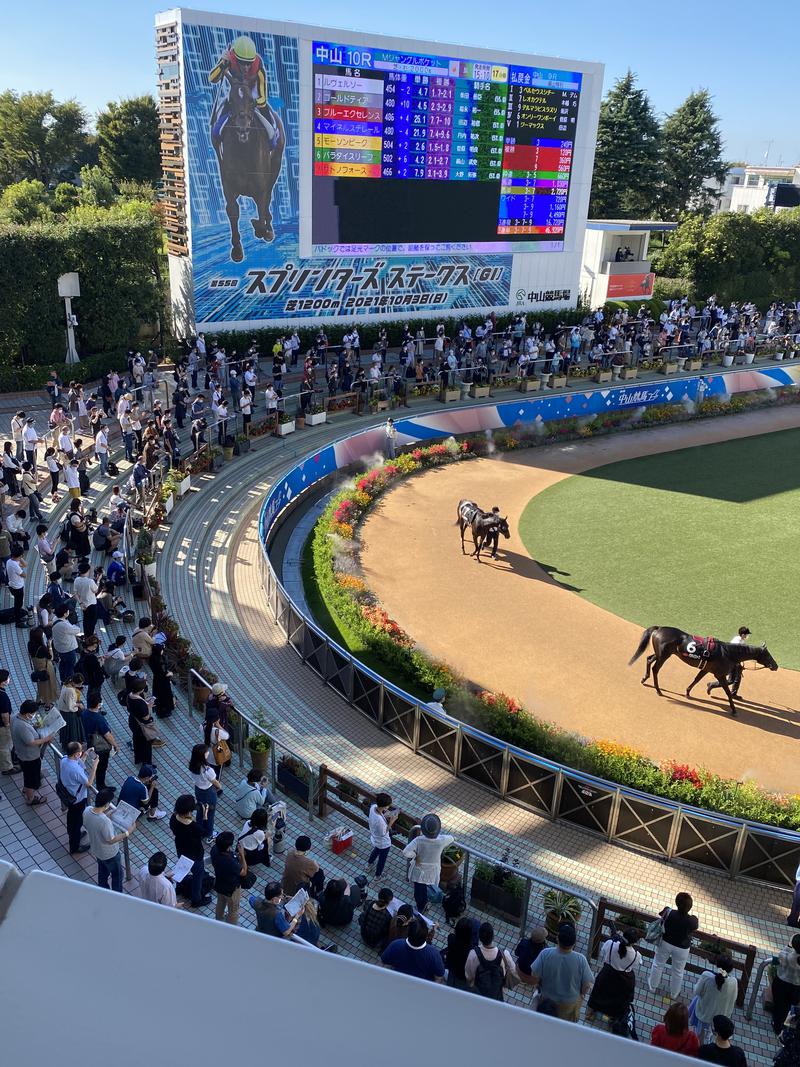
[308,389,800,830]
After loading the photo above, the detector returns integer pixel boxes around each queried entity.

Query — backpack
[473,945,506,1001]
[442,883,466,924]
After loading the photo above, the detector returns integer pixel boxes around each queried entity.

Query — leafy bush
[0,349,128,391]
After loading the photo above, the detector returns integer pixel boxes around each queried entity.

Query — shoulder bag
[644,907,671,945]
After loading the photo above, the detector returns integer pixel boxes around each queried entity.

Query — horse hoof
[230,244,244,263]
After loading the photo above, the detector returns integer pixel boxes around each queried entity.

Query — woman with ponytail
[771,934,800,1036]
[691,953,738,1042]
[586,925,642,1027]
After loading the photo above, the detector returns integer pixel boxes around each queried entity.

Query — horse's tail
[628,626,657,666]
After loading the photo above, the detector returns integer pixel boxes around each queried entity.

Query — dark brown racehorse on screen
[629,625,778,715]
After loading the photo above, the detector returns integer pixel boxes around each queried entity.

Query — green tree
[77,165,116,208]
[655,207,800,301]
[658,90,726,218]
[0,179,51,224]
[52,182,80,213]
[589,71,661,219]
[96,96,161,183]
[0,91,88,187]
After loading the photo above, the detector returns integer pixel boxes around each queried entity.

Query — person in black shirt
[170,794,210,908]
[210,830,247,925]
[697,1015,747,1066]
[445,915,478,991]
[648,891,699,999]
[318,877,361,927]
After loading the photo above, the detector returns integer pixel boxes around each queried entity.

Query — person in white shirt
[264,385,278,412]
[11,412,26,460]
[367,792,398,877]
[707,626,751,698]
[5,547,27,625]
[189,743,223,841]
[58,428,74,461]
[427,687,446,715]
[94,425,109,477]
[23,419,43,469]
[402,813,454,914]
[65,460,81,499]
[384,417,397,459]
[137,852,177,907]
[73,561,99,637]
[464,922,517,1000]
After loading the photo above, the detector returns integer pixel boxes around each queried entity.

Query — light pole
[57,272,81,365]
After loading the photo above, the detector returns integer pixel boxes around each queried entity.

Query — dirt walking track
[360,406,800,793]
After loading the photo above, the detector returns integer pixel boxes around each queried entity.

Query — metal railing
[187,668,317,822]
[48,740,132,880]
[255,442,800,893]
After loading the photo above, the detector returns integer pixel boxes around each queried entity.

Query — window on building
[747,175,759,187]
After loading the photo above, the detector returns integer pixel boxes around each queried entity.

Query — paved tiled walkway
[0,382,794,1064]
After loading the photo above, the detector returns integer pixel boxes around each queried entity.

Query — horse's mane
[720,641,762,660]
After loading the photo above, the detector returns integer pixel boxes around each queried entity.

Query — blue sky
[4,0,798,165]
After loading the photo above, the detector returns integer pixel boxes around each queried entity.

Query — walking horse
[457,499,511,562]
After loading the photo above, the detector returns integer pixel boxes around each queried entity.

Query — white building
[714,164,800,214]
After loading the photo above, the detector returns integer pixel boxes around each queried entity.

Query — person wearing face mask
[189,743,223,842]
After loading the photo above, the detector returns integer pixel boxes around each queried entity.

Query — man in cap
[707,626,752,698]
[529,923,593,1022]
[427,688,447,715]
[22,417,44,469]
[402,813,454,913]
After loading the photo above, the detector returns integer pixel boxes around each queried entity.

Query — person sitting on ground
[118,763,165,821]
[465,921,516,1001]
[381,919,446,982]
[251,881,306,939]
[106,550,127,587]
[697,1014,747,1065]
[515,924,549,985]
[234,767,274,820]
[651,1001,700,1056]
[318,876,362,928]
[91,516,120,555]
[132,616,155,661]
[359,887,395,952]
[281,834,324,897]
[238,806,271,867]
[137,851,177,907]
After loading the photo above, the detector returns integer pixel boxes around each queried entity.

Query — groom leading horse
[629,625,778,715]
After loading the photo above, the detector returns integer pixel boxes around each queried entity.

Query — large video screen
[311,40,582,256]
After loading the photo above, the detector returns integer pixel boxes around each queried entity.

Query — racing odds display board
[162,9,603,327]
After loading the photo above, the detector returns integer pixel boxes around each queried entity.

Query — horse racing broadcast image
[159,9,603,329]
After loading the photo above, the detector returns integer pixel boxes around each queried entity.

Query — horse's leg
[459,519,466,554]
[225,189,243,262]
[641,653,656,684]
[685,666,709,698]
[719,676,738,716]
[651,653,667,695]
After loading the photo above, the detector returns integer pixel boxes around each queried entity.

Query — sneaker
[71,844,90,855]
[1,766,22,775]
[147,808,167,821]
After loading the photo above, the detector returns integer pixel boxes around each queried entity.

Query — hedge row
[308,389,800,829]
[0,212,163,366]
[0,350,129,393]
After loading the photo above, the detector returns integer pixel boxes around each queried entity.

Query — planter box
[549,374,567,389]
[773,352,784,361]
[211,452,224,471]
[141,561,157,579]
[306,410,327,426]
[164,494,174,516]
[687,359,702,371]
[223,446,235,460]
[276,420,296,437]
[277,763,310,803]
[744,352,755,365]
[439,388,461,403]
[179,476,191,496]
[517,378,540,393]
[469,384,491,398]
[594,369,613,383]
[620,366,638,380]
[470,876,523,923]
[376,399,389,412]
[660,362,678,376]
[721,356,734,367]
[248,747,270,774]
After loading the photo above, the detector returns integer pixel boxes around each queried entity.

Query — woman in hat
[204,683,232,737]
[402,813,454,913]
[150,633,175,719]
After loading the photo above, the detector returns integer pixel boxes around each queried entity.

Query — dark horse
[629,626,778,715]
[457,499,511,562]
[213,81,285,263]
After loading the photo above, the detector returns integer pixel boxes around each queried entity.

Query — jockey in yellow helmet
[209,35,279,147]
